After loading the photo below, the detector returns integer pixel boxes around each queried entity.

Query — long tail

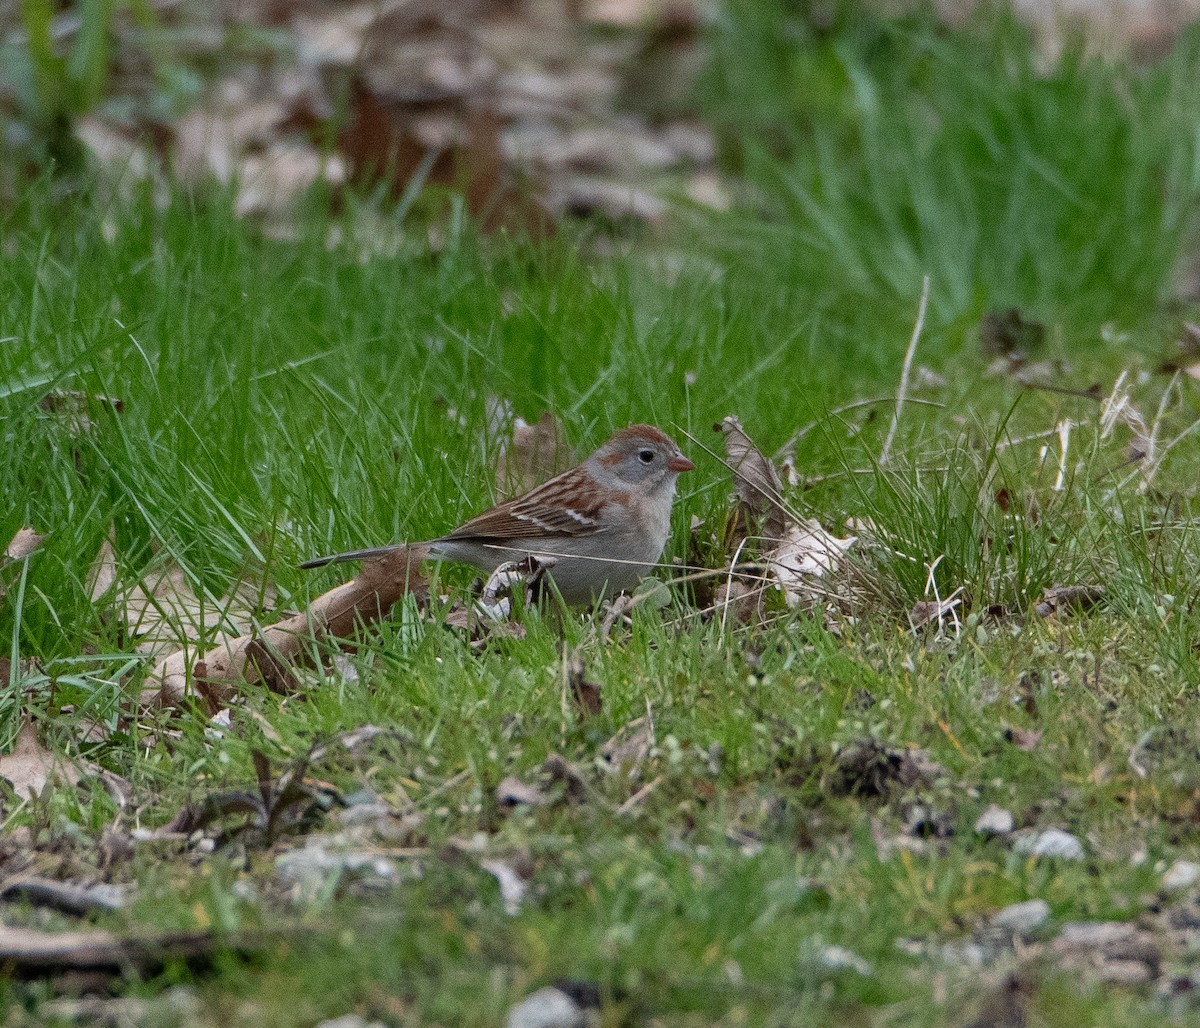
[299,543,409,570]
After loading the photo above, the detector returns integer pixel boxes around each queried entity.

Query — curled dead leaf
[478,554,556,616]
[980,308,1046,360]
[481,856,531,916]
[144,545,430,709]
[825,740,944,799]
[717,416,788,545]
[565,654,602,717]
[765,521,856,608]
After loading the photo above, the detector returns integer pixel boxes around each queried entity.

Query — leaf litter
[21,377,1200,1009]
[0,721,83,803]
[3,528,44,565]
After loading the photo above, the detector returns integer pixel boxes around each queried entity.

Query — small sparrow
[301,424,695,605]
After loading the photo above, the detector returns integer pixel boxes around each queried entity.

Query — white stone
[1162,860,1200,891]
[817,945,872,976]
[974,805,1015,836]
[991,899,1049,935]
[506,988,586,1028]
[1014,829,1084,860]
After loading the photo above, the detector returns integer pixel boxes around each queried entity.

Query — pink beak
[667,455,695,473]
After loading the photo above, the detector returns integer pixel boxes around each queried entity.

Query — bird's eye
[638,448,655,464]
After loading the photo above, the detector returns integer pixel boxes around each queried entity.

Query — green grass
[5,5,1200,1025]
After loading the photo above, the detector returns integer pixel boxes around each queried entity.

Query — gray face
[606,439,676,490]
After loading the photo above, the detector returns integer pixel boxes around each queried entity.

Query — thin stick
[881,275,930,465]
[718,537,750,644]
[996,422,1080,453]
[617,775,663,816]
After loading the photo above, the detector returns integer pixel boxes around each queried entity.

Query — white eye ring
[638,449,655,464]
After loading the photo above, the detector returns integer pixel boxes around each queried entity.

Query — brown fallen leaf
[1006,726,1043,752]
[909,595,963,631]
[144,545,430,709]
[4,528,43,564]
[1035,584,1106,618]
[565,654,602,717]
[496,776,548,808]
[825,739,944,799]
[599,716,655,780]
[442,598,528,650]
[495,411,574,501]
[717,416,788,545]
[39,390,124,436]
[542,753,590,804]
[980,307,1046,360]
[0,721,82,802]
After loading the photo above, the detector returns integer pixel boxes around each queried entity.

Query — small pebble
[817,945,872,976]
[974,805,1015,836]
[1162,860,1200,892]
[1014,829,1084,860]
[991,899,1049,935]
[317,1017,386,1028]
[506,987,586,1028]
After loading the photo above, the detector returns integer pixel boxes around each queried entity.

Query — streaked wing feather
[441,469,611,543]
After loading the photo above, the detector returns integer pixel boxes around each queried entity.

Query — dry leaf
[293,8,377,68]
[826,740,944,798]
[496,776,547,808]
[144,545,429,709]
[39,390,124,436]
[478,555,555,616]
[565,655,602,717]
[495,412,574,500]
[481,856,530,916]
[1006,727,1043,752]
[4,528,43,563]
[980,308,1046,360]
[542,753,589,804]
[709,577,762,625]
[599,716,654,779]
[764,520,856,608]
[117,561,275,658]
[1035,584,1106,618]
[0,721,82,802]
[717,416,788,545]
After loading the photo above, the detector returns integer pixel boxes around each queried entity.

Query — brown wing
[441,467,613,543]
